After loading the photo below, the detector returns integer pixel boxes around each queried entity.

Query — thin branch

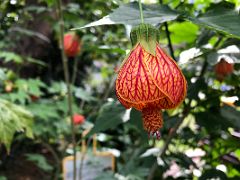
[102,74,117,100]
[147,112,188,180]
[159,0,175,60]
[41,141,60,180]
[79,137,91,180]
[147,36,224,179]
[56,1,77,180]
[138,0,144,23]
[164,23,175,60]
[199,36,223,77]
[71,57,79,85]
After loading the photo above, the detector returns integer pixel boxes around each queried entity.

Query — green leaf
[168,22,199,44]
[48,81,67,94]
[26,57,47,67]
[27,79,46,96]
[14,78,46,100]
[163,115,179,130]
[187,78,208,100]
[0,51,46,66]
[29,103,59,120]
[72,2,179,29]
[94,172,115,180]
[128,109,148,142]
[0,176,7,180]
[195,111,231,132]
[207,51,219,65]
[199,169,227,180]
[140,39,157,56]
[171,153,197,169]
[196,29,216,47]
[0,99,34,152]
[25,153,53,172]
[220,105,240,129]
[24,5,49,14]
[95,45,126,54]
[129,109,142,130]
[74,88,96,102]
[38,0,55,7]
[55,99,79,115]
[9,27,50,43]
[9,91,30,104]
[0,68,6,81]
[86,101,126,137]
[0,51,23,63]
[188,7,240,38]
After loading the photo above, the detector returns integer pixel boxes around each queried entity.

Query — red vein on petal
[116,44,166,105]
[147,45,186,105]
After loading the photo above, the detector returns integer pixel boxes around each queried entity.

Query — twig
[79,137,91,180]
[147,36,223,179]
[56,1,77,180]
[199,36,223,77]
[79,100,85,111]
[102,74,117,100]
[138,0,144,24]
[41,141,60,180]
[159,0,175,60]
[147,2,182,178]
[147,112,188,180]
[164,23,175,60]
[71,57,79,85]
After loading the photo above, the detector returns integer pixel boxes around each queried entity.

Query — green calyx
[130,24,160,56]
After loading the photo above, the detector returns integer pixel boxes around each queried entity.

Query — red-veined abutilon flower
[64,33,81,57]
[214,58,234,81]
[115,24,187,139]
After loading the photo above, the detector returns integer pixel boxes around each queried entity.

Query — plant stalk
[138,0,144,23]
[147,34,218,178]
[159,0,175,60]
[164,23,175,60]
[147,113,187,180]
[56,0,77,180]
[71,57,79,85]
[41,141,61,180]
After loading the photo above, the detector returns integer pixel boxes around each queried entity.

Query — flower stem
[71,57,79,85]
[164,23,175,60]
[147,108,190,180]
[138,0,144,23]
[56,0,77,180]
[159,0,175,60]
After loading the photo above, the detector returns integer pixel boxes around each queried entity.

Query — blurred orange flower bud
[30,95,39,102]
[73,114,85,125]
[5,81,14,93]
[214,58,234,81]
[64,33,81,57]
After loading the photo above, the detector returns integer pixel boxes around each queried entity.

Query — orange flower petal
[145,45,187,108]
[116,44,165,110]
[116,24,187,137]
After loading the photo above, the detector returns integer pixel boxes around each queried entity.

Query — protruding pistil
[142,108,163,139]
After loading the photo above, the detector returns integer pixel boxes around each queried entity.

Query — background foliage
[0,0,240,179]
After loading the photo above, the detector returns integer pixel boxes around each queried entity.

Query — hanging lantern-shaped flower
[115,24,187,138]
[73,114,85,125]
[214,57,234,81]
[64,33,81,57]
